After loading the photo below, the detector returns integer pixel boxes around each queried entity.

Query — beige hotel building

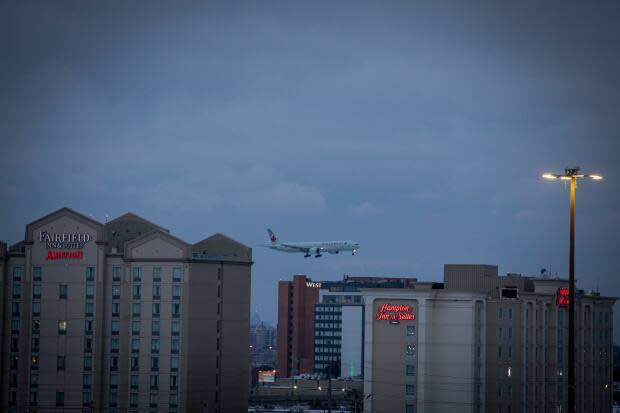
[363,265,615,413]
[0,207,252,412]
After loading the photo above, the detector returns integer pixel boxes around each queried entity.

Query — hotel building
[363,264,615,413]
[0,207,252,413]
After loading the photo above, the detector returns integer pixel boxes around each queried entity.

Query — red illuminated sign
[556,287,570,306]
[46,250,84,260]
[375,303,415,322]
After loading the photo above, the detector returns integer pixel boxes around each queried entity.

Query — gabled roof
[105,212,169,253]
[192,233,252,262]
[124,228,190,259]
[25,207,103,241]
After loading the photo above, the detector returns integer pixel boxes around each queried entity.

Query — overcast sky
[2,1,620,339]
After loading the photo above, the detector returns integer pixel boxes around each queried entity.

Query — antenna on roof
[105,214,110,223]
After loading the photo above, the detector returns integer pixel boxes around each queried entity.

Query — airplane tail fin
[267,229,277,243]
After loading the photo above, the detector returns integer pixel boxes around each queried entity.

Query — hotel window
[31,355,39,369]
[132,285,141,299]
[84,356,93,370]
[131,373,139,388]
[83,390,92,405]
[109,389,118,406]
[10,337,18,352]
[406,384,415,396]
[406,325,416,336]
[110,356,119,370]
[132,303,141,317]
[86,283,95,299]
[30,390,38,404]
[171,356,179,371]
[152,303,160,317]
[151,339,160,353]
[86,267,95,281]
[110,373,119,388]
[33,266,42,281]
[13,266,23,281]
[83,373,92,388]
[58,320,67,334]
[133,267,142,282]
[508,327,512,339]
[30,373,39,386]
[85,302,94,316]
[130,391,138,406]
[172,302,181,317]
[150,391,159,406]
[171,319,180,336]
[153,267,161,282]
[498,346,502,359]
[170,392,178,406]
[84,337,93,352]
[152,320,160,335]
[12,283,21,298]
[132,320,140,335]
[59,284,68,299]
[406,344,416,356]
[57,355,66,371]
[171,338,180,353]
[112,266,121,281]
[406,364,416,376]
[172,285,181,299]
[173,267,182,282]
[31,337,40,352]
[406,404,415,413]
[132,338,140,353]
[84,320,93,335]
[112,302,120,316]
[32,283,41,299]
[153,284,161,299]
[111,320,120,335]
[112,285,121,299]
[170,374,178,389]
[111,337,120,353]
[11,302,20,316]
[150,374,159,389]
[131,357,139,370]
[56,391,65,407]
[151,356,159,371]
[32,302,41,317]
[508,308,513,320]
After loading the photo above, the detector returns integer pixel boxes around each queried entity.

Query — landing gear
[315,254,322,258]
[304,253,311,258]
[352,249,357,256]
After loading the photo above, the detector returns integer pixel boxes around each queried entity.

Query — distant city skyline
[2,1,619,342]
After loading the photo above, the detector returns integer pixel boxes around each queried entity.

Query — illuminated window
[406,344,416,356]
[31,355,39,369]
[58,320,67,334]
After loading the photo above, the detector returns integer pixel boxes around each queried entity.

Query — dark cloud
[2,1,620,337]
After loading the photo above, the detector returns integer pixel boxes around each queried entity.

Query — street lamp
[542,166,603,411]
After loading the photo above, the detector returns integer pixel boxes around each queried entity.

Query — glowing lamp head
[542,173,558,180]
[589,174,603,180]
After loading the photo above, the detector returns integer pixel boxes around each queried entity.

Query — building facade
[0,207,252,413]
[276,275,320,377]
[362,264,616,413]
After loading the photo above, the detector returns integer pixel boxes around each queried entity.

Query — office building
[362,264,615,413]
[0,207,252,413]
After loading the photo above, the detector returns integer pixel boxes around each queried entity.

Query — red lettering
[45,250,84,260]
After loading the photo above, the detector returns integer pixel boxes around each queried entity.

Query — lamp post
[542,167,602,411]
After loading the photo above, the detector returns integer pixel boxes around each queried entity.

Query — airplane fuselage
[267,240,358,254]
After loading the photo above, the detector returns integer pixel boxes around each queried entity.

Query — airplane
[264,229,360,258]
